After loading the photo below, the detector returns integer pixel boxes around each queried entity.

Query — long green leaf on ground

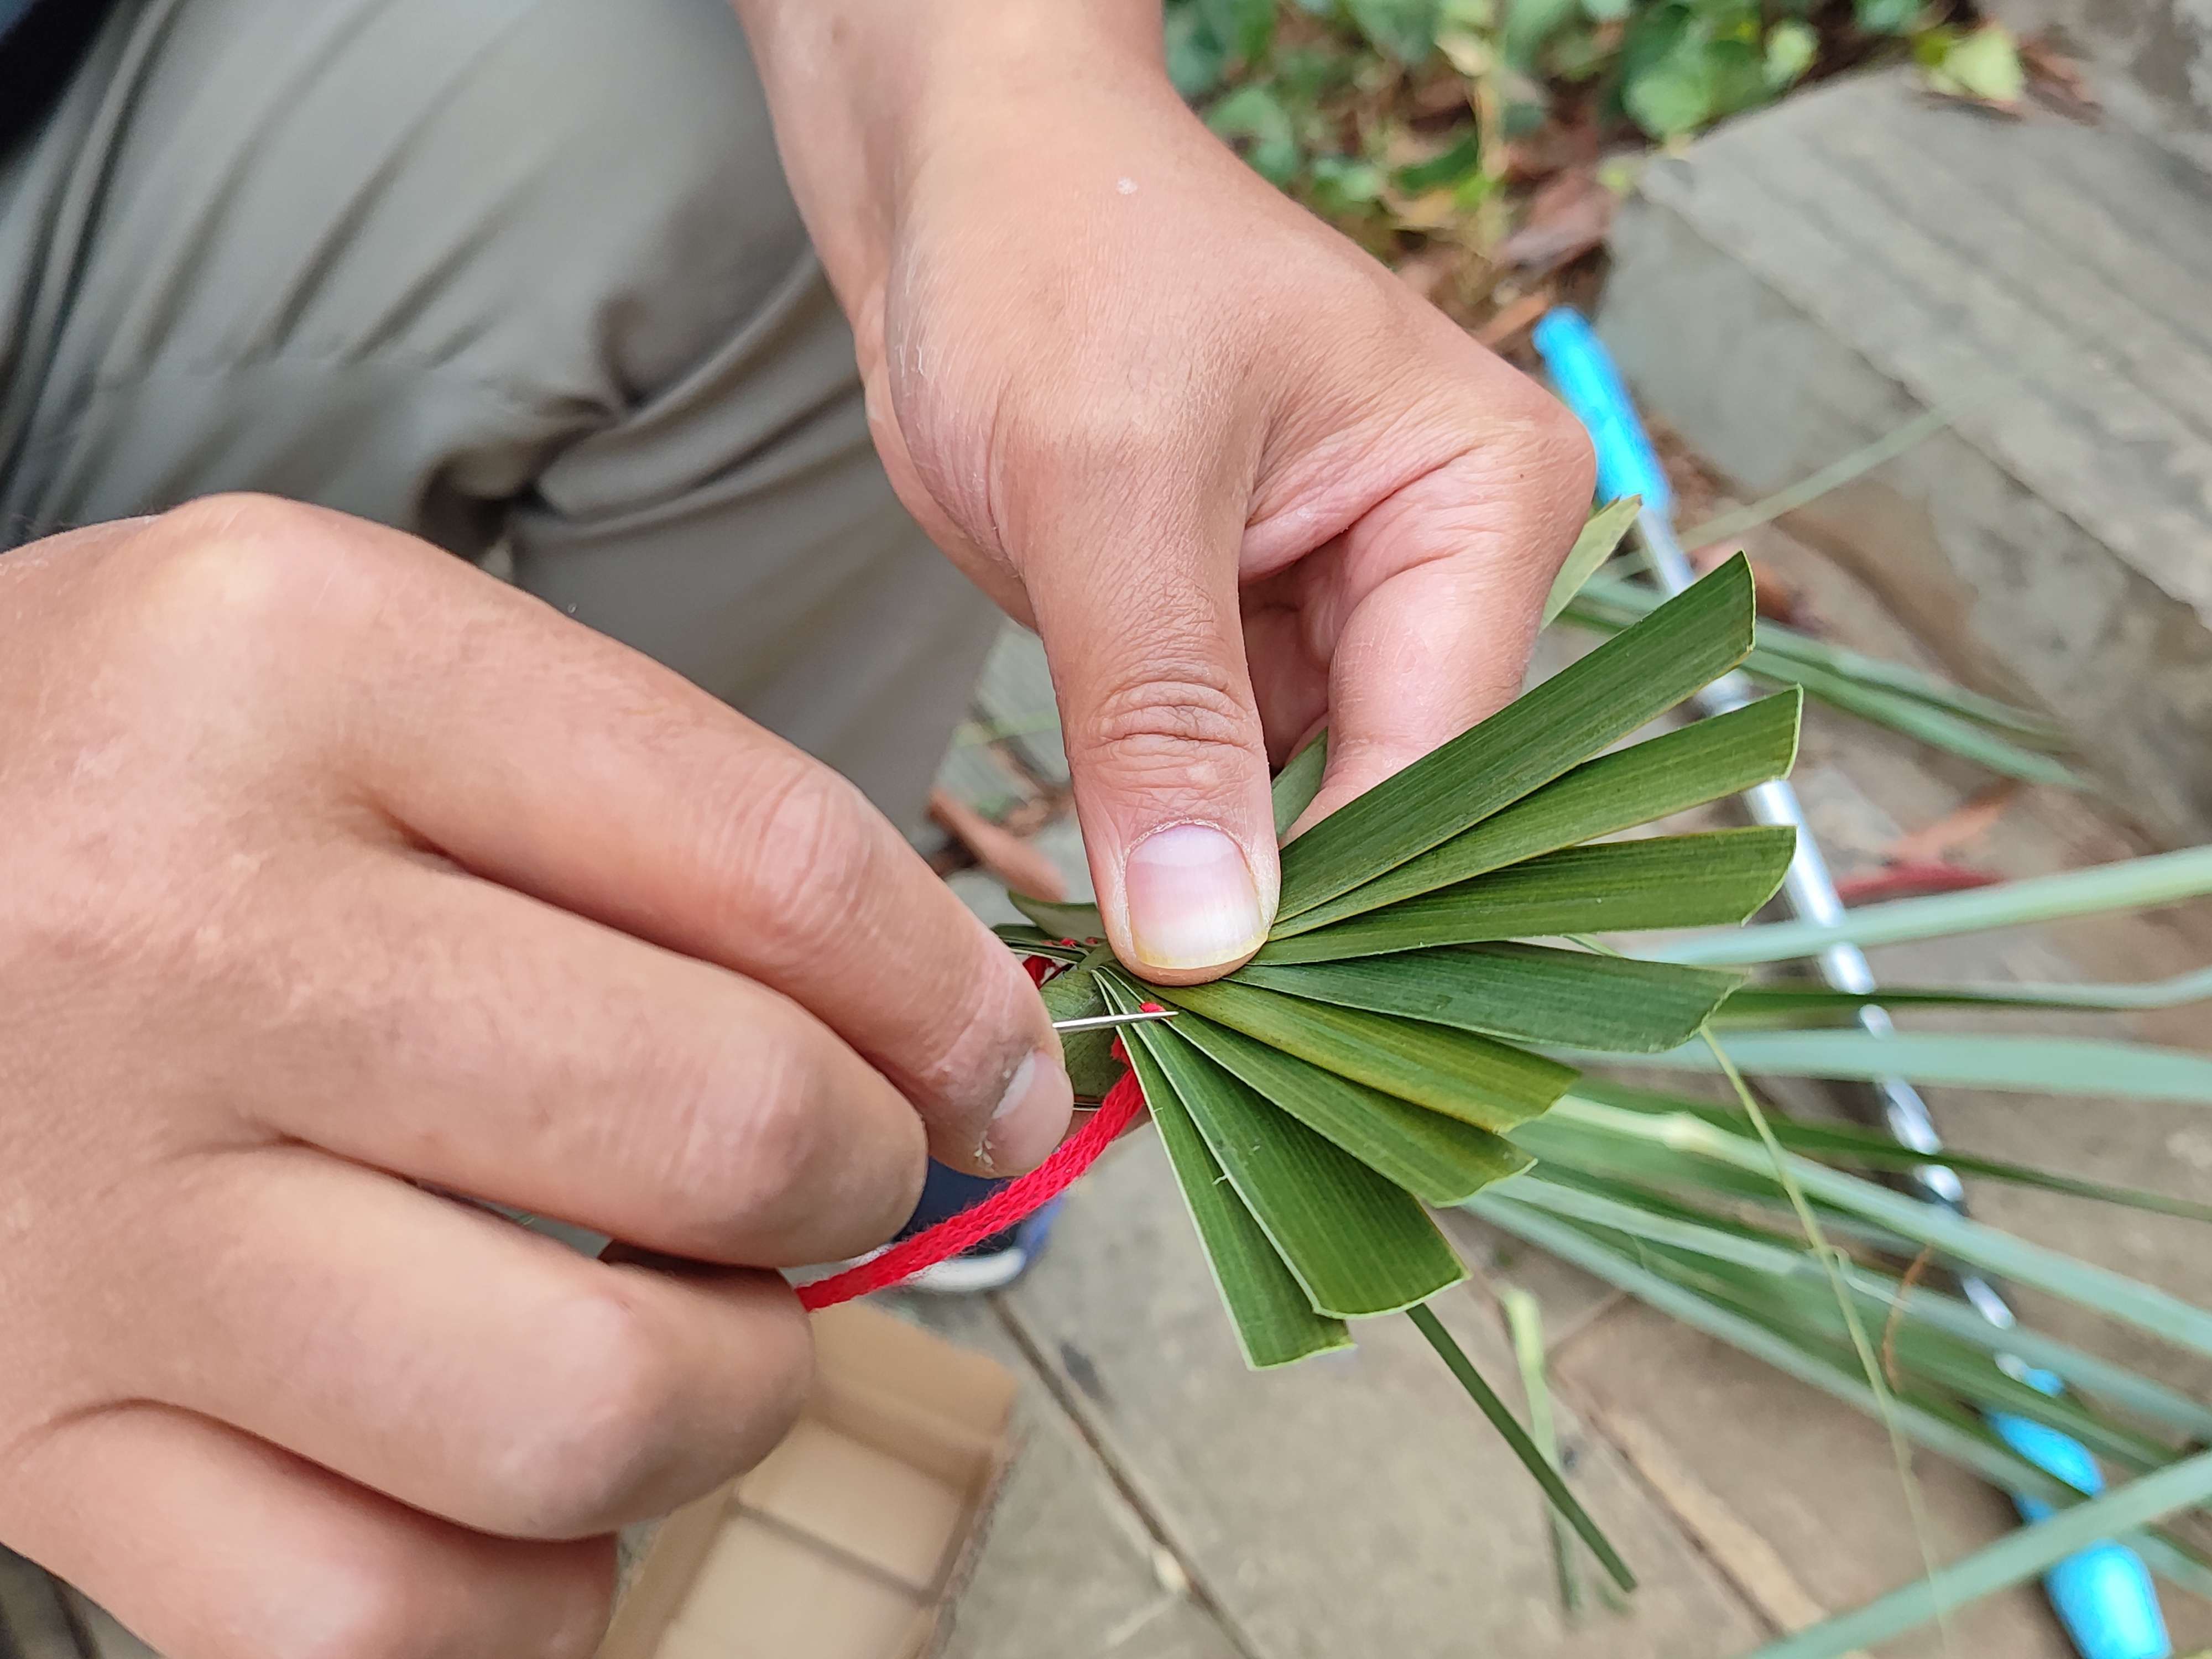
[1655,846,2212,966]
[1541,496,1640,627]
[1258,828,1797,965]
[1275,690,1801,937]
[1407,1303,1638,1592]
[1547,1095,2212,1360]
[1118,995,1467,1318]
[1156,979,1576,1132]
[1240,943,1745,1053]
[1158,1003,1532,1203]
[1276,555,1756,919]
[1108,979,1350,1368]
[1747,1448,2212,1659]
[1570,572,2068,744]
[1587,1029,2212,1104]
[1469,1195,2212,1601]
[1563,1077,2212,1223]
[1717,967,2212,1019]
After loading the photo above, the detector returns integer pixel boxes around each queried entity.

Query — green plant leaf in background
[1165,1,1231,99]
[1159,978,1578,1131]
[1241,941,1745,1052]
[1343,0,1443,61]
[1279,688,1802,936]
[1120,995,1469,1317]
[1657,845,2212,966]
[1009,891,1107,941]
[1279,554,1758,919]
[1107,976,1352,1367]
[1163,1004,1533,1203]
[1603,1029,2212,1105]
[1198,0,1276,63]
[1915,21,2025,105]
[1717,967,2212,1020]
[1207,83,1303,185]
[1853,0,1922,33]
[1763,18,1818,88]
[1261,827,1796,963]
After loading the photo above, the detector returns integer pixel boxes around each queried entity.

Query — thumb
[1030,535,1278,987]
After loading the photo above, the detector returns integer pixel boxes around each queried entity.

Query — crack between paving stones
[985,1292,1272,1659]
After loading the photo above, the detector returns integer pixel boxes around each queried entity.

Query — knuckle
[496,1290,690,1536]
[119,494,370,653]
[707,759,880,972]
[1074,654,1262,796]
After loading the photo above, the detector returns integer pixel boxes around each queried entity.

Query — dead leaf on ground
[1886,782,2022,865]
[1836,860,2003,904]
[2021,32,2099,122]
[1497,165,1615,273]
[1477,289,1552,350]
[1394,244,1468,305]
[927,787,1068,901]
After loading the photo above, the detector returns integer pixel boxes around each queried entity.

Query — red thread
[796,1000,1162,1310]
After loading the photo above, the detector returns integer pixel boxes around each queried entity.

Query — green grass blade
[1718,968,2212,1019]
[1655,846,2212,966]
[1276,691,1802,938]
[1154,1004,1532,1203]
[1595,1029,2212,1104]
[1550,1095,2212,1359]
[1470,1194,2212,1599]
[1406,1303,1637,1593]
[1752,659,2083,788]
[1277,555,1757,919]
[1500,1174,1813,1275]
[1117,999,1467,1318]
[1240,943,1745,1053]
[1260,828,1798,965]
[1009,893,1107,941]
[1501,1289,1584,1616]
[1154,979,1577,1133]
[1569,573,2068,745]
[1745,1449,2212,1659]
[1542,497,1641,627]
[1566,1079,2212,1223]
[1272,732,1329,838]
[1108,979,1352,1368]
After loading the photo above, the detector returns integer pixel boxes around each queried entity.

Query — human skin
[0,5,1592,1655]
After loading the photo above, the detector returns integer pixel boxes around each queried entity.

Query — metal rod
[1051,1009,1179,1034]
[1632,505,2014,1325]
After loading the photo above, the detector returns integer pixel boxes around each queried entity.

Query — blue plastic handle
[1530,307,1672,518]
[1531,308,2172,1659]
[1991,1372,2171,1659]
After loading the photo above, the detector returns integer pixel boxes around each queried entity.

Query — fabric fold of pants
[0,0,999,833]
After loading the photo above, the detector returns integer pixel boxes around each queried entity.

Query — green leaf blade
[1276,692,1802,937]
[1542,497,1641,627]
[1240,942,1746,1052]
[1155,979,1577,1133]
[1277,555,1758,919]
[1261,828,1798,964]
[1160,1004,1533,1204]
[1105,977,1352,1369]
[1119,995,1468,1319]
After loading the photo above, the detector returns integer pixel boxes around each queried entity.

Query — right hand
[0,496,1072,1658]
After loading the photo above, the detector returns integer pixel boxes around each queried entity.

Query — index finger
[203,497,1073,1176]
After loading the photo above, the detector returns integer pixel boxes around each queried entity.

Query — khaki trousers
[0,1,1001,1651]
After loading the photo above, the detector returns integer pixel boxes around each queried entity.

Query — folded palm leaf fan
[996,554,1800,1587]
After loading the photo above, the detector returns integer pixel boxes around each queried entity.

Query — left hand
[740,1,1595,983]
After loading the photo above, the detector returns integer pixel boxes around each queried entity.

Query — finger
[1016,476,1280,986]
[236,843,926,1267]
[164,495,1070,1175]
[111,1144,811,1540]
[1289,408,1593,833]
[2,1404,612,1659]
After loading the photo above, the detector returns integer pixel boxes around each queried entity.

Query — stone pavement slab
[1598,66,2212,844]
[981,1131,1771,1659]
